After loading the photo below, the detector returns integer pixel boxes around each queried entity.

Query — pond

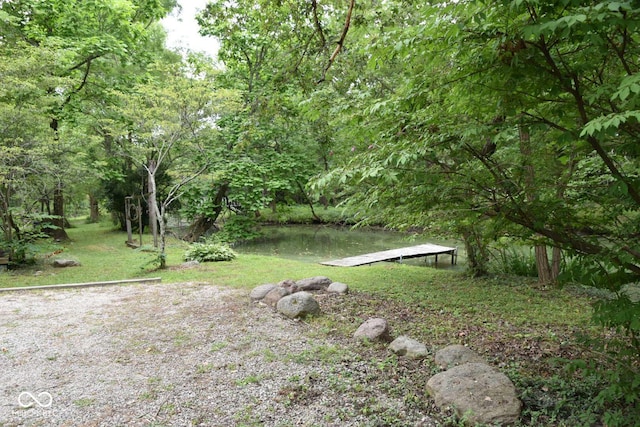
[233,225,466,270]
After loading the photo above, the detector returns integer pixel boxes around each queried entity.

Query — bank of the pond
[233,224,466,270]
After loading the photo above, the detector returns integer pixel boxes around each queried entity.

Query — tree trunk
[183,183,229,242]
[461,225,489,277]
[50,184,69,241]
[0,184,12,243]
[296,180,322,223]
[519,125,558,284]
[157,203,167,269]
[88,193,100,223]
[551,246,561,280]
[535,246,553,283]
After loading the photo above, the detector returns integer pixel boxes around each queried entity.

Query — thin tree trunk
[461,225,489,277]
[296,180,322,223]
[148,159,158,248]
[519,125,557,284]
[535,246,553,283]
[158,203,167,269]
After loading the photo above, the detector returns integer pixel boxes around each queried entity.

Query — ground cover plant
[1,219,633,425]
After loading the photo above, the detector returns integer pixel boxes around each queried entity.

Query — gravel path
[0,282,429,426]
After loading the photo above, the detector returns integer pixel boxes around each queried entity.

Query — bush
[489,247,538,277]
[184,242,236,262]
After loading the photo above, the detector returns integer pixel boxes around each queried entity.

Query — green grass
[0,218,622,425]
[0,218,591,331]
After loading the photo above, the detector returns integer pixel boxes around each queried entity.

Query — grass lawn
[0,218,616,425]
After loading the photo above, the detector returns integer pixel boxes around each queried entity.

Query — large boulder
[434,344,485,370]
[295,276,332,291]
[250,284,276,301]
[276,292,321,319]
[389,336,428,359]
[353,318,392,342]
[426,362,522,425]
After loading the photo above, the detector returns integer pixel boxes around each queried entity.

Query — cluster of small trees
[0,0,326,267]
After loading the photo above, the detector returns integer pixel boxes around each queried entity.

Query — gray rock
[52,259,81,268]
[250,284,276,301]
[180,260,200,268]
[276,292,321,319]
[435,344,485,369]
[263,287,291,307]
[426,362,522,425]
[353,318,391,342]
[389,336,428,359]
[278,279,300,294]
[327,281,349,294]
[295,276,332,291]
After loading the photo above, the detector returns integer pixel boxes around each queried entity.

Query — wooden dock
[320,244,457,267]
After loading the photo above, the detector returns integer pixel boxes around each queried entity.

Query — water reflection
[234,225,465,269]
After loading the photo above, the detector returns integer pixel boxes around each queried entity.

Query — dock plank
[320,243,457,267]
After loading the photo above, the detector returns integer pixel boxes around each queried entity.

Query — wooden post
[148,159,158,248]
[125,196,133,245]
[137,198,143,246]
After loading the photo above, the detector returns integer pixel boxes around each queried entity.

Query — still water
[233,225,465,270]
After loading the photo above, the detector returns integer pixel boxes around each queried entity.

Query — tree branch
[317,0,355,83]
[310,0,326,48]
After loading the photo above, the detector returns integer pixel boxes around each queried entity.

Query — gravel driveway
[0,282,430,426]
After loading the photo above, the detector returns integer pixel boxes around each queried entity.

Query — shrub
[184,242,236,262]
[489,247,538,277]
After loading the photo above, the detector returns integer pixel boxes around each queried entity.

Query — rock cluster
[251,277,521,425]
[250,276,347,319]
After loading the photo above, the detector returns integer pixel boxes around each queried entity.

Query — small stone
[327,282,349,294]
[389,336,428,359]
[263,287,290,307]
[52,259,81,268]
[295,276,332,291]
[181,260,200,268]
[250,284,277,301]
[353,318,391,342]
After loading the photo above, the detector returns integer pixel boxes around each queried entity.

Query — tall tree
[195,0,346,229]
[112,58,241,267]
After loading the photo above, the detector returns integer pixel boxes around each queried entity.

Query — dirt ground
[0,282,433,427]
